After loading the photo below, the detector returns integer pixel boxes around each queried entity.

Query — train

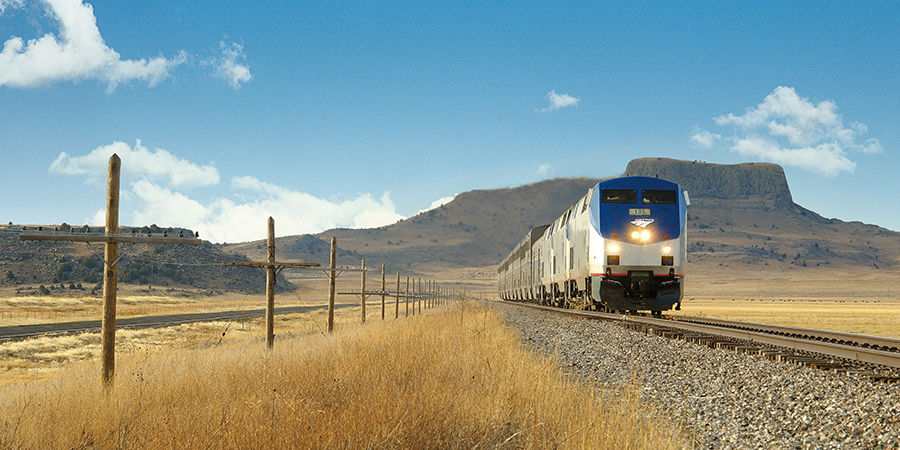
[498,176,689,315]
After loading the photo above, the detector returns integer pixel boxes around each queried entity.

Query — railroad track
[0,303,354,343]
[500,300,900,381]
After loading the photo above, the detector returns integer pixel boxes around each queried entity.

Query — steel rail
[501,301,900,369]
[670,315,900,351]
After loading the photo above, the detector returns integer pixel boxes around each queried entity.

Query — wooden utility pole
[222,217,321,348]
[360,259,367,323]
[321,238,366,331]
[101,154,120,385]
[266,217,276,348]
[381,264,386,320]
[328,237,337,332]
[19,154,202,387]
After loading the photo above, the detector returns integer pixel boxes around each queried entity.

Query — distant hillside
[233,178,602,272]
[7,158,900,293]
[622,158,900,270]
[226,158,900,275]
[0,226,272,294]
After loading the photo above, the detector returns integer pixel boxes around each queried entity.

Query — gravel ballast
[494,302,900,449]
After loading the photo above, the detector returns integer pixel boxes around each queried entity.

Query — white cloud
[691,86,882,176]
[537,90,580,113]
[537,164,553,176]
[163,176,404,243]
[689,127,721,149]
[0,0,25,14]
[49,140,219,188]
[203,40,252,89]
[55,143,407,243]
[0,0,186,92]
[417,195,457,215]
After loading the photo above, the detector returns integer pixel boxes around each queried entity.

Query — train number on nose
[628,208,651,216]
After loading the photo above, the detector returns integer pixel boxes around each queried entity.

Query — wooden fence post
[395,272,400,319]
[328,237,337,333]
[266,217,276,348]
[405,277,410,317]
[101,154,120,387]
[360,258,367,323]
[381,264,386,320]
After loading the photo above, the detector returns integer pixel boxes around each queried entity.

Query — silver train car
[498,176,689,314]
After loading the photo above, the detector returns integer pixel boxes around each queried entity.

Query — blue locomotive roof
[594,176,687,241]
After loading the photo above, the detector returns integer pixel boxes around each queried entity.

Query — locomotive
[498,176,689,315]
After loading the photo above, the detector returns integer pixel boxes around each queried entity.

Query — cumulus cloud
[203,40,252,89]
[417,195,457,215]
[49,140,219,188]
[537,90,580,113]
[125,176,405,243]
[0,0,186,92]
[691,86,882,176]
[56,141,408,243]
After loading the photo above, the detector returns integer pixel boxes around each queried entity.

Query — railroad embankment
[0,301,686,449]
[496,302,900,448]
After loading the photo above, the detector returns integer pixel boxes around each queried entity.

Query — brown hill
[0,226,272,294]
[223,178,602,274]
[226,158,900,277]
[6,158,899,294]
[623,158,899,270]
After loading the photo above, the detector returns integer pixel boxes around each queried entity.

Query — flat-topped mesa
[624,158,795,210]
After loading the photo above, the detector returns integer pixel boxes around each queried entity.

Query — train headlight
[662,245,672,254]
[608,244,619,253]
[640,230,650,240]
[631,231,640,239]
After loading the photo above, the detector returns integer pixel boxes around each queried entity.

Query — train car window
[641,190,677,204]
[601,189,637,203]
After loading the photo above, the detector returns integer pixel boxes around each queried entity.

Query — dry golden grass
[675,266,900,338]
[0,302,689,449]
[0,296,398,387]
[673,298,900,339]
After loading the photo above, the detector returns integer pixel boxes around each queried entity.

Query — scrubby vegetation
[0,302,687,449]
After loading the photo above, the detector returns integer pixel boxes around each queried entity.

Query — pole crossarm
[19,232,201,246]
[15,154,206,387]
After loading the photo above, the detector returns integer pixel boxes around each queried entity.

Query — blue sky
[2,0,898,243]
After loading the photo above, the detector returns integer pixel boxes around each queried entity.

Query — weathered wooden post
[328,237,337,332]
[395,272,400,319]
[265,217,276,348]
[101,154,120,387]
[360,258,367,323]
[222,222,320,346]
[19,153,202,388]
[381,264,386,320]
[418,278,422,315]
[405,276,410,317]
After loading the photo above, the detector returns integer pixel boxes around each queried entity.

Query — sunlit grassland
[0,297,383,387]
[676,267,900,338]
[0,302,688,449]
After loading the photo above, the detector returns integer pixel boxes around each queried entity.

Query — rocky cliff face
[624,158,795,210]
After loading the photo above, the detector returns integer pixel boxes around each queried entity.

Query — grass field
[0,301,688,449]
[678,266,900,338]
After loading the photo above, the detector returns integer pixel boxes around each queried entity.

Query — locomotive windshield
[641,189,677,204]
[602,189,637,203]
